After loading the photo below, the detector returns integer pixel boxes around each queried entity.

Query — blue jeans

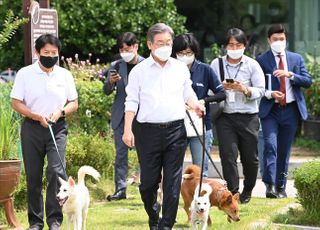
[187,129,212,178]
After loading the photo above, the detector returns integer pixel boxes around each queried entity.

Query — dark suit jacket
[103,56,144,129]
[256,50,312,120]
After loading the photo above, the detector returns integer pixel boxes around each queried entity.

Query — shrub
[66,128,115,179]
[63,56,114,135]
[304,54,320,119]
[52,0,186,62]
[13,172,27,210]
[293,160,320,217]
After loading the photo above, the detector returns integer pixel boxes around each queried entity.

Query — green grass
[2,179,298,230]
[3,181,296,230]
[273,206,320,227]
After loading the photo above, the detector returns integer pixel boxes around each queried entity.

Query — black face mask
[39,55,58,69]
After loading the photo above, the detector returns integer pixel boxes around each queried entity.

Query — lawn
[10,179,297,230]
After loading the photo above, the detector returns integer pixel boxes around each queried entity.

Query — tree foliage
[0,10,28,48]
[0,1,25,70]
[52,0,186,61]
[0,0,186,70]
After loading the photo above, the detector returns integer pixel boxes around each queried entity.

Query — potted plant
[0,83,23,229]
[303,53,320,141]
[0,10,26,229]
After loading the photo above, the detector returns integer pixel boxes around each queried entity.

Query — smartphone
[226,79,234,83]
[109,69,118,75]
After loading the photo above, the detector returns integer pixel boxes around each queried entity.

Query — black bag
[210,57,225,121]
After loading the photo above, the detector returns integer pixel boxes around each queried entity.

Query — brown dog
[181,164,240,226]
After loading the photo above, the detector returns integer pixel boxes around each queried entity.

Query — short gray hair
[147,23,174,42]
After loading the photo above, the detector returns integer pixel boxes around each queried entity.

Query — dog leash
[48,121,68,179]
[198,115,206,196]
[186,110,224,180]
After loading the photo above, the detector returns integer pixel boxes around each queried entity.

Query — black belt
[139,119,184,129]
[24,117,65,124]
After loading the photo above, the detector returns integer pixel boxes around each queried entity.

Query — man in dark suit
[256,24,312,198]
[103,32,144,201]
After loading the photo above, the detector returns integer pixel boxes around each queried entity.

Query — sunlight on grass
[13,179,296,230]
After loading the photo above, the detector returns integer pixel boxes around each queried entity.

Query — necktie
[278,54,286,106]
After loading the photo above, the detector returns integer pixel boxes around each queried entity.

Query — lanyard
[226,62,242,80]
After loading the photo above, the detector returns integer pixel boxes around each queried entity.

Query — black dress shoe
[106,189,126,201]
[276,189,287,198]
[239,191,251,204]
[266,184,278,198]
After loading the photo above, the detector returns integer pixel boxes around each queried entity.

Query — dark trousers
[21,118,67,229]
[261,102,300,190]
[114,119,129,191]
[133,120,187,230]
[216,113,259,194]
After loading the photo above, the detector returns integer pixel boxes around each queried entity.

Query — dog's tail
[182,164,201,180]
[194,183,213,197]
[77,166,101,185]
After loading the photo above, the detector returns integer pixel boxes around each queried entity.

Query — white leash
[48,121,67,179]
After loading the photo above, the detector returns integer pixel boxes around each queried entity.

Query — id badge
[228,91,235,102]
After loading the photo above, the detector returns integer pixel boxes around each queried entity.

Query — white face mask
[120,52,135,63]
[270,41,286,53]
[154,46,172,61]
[227,48,245,60]
[176,54,195,65]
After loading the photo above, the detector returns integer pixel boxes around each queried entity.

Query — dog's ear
[221,194,233,205]
[233,192,240,201]
[59,177,66,185]
[227,194,233,204]
[200,190,207,197]
[68,176,75,187]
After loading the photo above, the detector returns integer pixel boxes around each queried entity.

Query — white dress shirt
[264,50,295,103]
[10,61,78,117]
[125,55,197,123]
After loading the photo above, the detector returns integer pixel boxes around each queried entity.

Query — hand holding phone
[226,79,234,83]
[109,69,118,75]
[109,69,121,84]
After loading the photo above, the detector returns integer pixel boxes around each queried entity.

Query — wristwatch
[61,108,66,117]
[243,87,249,96]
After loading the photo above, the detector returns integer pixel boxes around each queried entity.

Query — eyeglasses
[227,43,244,49]
[176,51,194,56]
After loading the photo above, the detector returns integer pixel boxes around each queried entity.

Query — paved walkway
[183,146,320,198]
[240,178,296,198]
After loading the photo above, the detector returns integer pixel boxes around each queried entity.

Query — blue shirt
[190,60,225,130]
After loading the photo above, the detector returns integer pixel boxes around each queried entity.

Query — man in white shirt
[122,23,203,230]
[11,34,78,230]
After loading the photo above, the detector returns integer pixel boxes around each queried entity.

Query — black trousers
[133,119,187,230]
[21,118,67,229]
[216,113,259,194]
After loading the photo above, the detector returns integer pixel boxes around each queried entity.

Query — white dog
[57,166,100,230]
[191,183,213,230]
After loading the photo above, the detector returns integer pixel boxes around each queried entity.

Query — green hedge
[67,78,114,135]
[66,128,115,179]
[293,161,320,217]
